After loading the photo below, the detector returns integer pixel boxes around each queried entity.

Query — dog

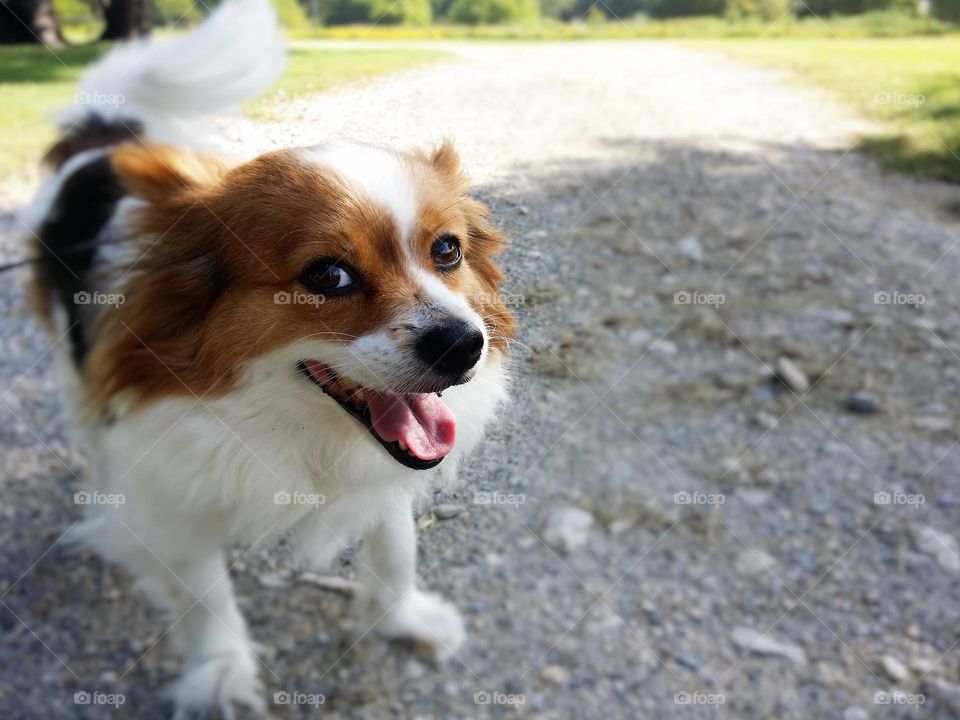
[20,1,515,716]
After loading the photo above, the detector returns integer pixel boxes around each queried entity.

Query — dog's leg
[136,543,265,720]
[353,494,465,660]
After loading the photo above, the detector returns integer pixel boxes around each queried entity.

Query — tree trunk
[100,0,151,40]
[0,0,64,45]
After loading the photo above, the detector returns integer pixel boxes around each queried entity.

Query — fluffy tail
[47,0,284,166]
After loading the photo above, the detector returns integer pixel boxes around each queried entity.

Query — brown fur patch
[87,143,515,410]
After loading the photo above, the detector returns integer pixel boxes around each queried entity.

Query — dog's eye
[300,258,355,295]
[431,234,462,270]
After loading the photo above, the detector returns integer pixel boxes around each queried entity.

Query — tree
[0,0,64,45]
[540,0,576,18]
[448,0,539,23]
[645,0,725,16]
[726,0,789,19]
[323,0,432,24]
[100,0,151,40]
[932,0,960,19]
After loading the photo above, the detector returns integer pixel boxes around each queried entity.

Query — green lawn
[0,44,107,179]
[0,44,442,180]
[700,37,960,182]
[248,44,442,119]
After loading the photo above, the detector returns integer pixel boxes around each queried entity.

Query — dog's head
[91,140,515,469]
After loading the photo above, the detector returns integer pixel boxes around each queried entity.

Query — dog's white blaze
[300,141,485,370]
[411,269,468,315]
[300,142,418,242]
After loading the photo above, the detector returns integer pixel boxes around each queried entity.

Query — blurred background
[1,0,960,718]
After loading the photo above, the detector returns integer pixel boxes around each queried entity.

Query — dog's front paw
[359,589,466,661]
[170,652,265,720]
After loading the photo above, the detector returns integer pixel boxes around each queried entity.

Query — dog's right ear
[88,145,230,411]
[110,144,225,205]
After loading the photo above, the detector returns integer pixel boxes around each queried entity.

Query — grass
[0,44,107,180]
[699,37,960,182]
[0,44,443,181]
[249,44,442,119]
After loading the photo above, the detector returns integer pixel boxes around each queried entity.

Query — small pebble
[676,235,704,262]
[719,456,749,482]
[913,526,960,574]
[258,572,289,589]
[297,572,358,596]
[735,549,776,576]
[842,707,869,720]
[844,392,878,415]
[433,503,468,520]
[754,411,780,430]
[609,518,634,535]
[775,356,810,394]
[672,653,703,671]
[880,654,909,682]
[651,339,678,356]
[731,627,807,665]
[913,416,953,432]
[542,506,594,554]
[540,664,569,685]
[908,655,937,675]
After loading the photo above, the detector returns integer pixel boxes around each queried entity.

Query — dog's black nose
[416,321,484,377]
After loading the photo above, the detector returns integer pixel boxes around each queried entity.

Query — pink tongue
[366,392,456,461]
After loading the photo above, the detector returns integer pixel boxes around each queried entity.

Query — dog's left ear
[426,141,502,264]
[429,141,468,194]
[426,141,516,349]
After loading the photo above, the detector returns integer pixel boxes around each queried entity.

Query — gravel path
[3,41,960,719]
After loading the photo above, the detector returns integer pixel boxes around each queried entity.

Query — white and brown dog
[21,2,515,716]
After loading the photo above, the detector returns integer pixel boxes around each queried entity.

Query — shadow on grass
[861,134,960,185]
[0,44,108,85]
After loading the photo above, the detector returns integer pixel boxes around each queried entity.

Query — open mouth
[298,360,456,470]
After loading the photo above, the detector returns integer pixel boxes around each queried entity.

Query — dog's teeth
[398,440,407,451]
[353,389,365,403]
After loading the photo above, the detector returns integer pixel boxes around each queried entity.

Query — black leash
[0,256,40,273]
[0,238,124,274]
